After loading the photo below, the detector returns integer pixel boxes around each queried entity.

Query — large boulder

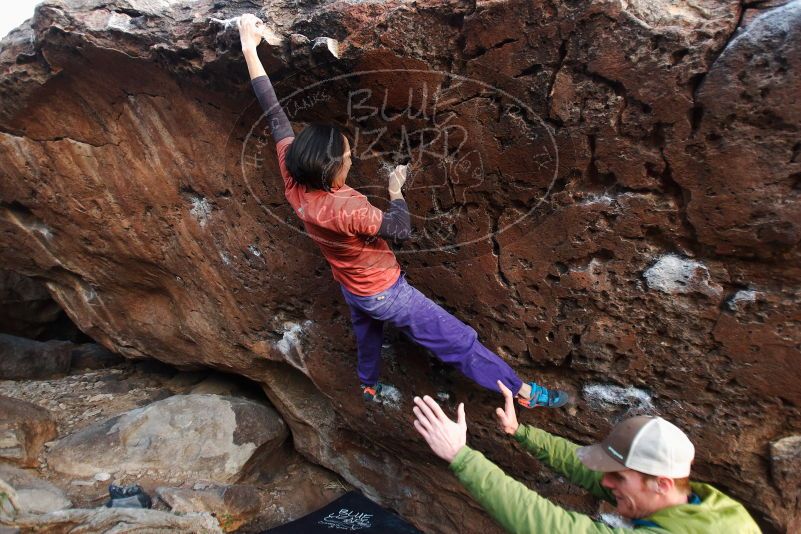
[0,395,57,467]
[0,0,799,531]
[0,464,71,515]
[248,462,350,532]
[47,394,288,484]
[69,342,124,370]
[1,507,222,533]
[0,333,72,379]
[157,484,262,532]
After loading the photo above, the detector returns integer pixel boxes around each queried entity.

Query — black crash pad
[262,491,422,533]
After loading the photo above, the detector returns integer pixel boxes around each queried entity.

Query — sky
[1,0,42,39]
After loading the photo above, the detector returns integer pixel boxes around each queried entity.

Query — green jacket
[449,425,761,534]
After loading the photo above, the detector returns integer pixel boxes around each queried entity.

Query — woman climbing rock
[238,14,568,409]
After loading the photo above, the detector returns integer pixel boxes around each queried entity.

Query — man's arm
[495,381,612,501]
[450,447,649,534]
[411,396,647,534]
[513,425,612,501]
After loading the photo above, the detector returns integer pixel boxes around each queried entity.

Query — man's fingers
[423,395,448,422]
[413,419,429,440]
[497,380,512,398]
[457,403,465,428]
[413,407,433,432]
[414,396,439,425]
[495,407,506,420]
[498,380,515,414]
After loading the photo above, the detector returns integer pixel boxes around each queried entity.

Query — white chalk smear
[107,12,133,32]
[727,289,756,311]
[275,321,313,374]
[644,254,721,296]
[189,197,212,228]
[583,383,653,410]
[209,16,240,30]
[377,383,402,410]
[579,193,614,206]
[276,322,303,356]
[32,223,53,240]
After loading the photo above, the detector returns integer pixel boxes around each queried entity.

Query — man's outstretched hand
[496,380,520,435]
[412,396,466,463]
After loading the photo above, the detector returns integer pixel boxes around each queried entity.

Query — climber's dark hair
[285,123,346,191]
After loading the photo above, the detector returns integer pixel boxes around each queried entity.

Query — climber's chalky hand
[238,14,265,51]
[388,164,407,197]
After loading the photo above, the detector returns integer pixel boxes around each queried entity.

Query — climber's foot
[362,383,383,402]
[517,382,569,409]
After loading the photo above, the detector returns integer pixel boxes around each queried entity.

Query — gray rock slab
[0,464,71,514]
[47,394,287,483]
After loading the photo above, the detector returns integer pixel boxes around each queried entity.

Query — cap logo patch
[607,446,624,460]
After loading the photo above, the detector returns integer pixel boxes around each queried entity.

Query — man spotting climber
[238,14,569,409]
[411,381,761,533]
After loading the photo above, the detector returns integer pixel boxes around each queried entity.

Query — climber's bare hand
[238,14,265,51]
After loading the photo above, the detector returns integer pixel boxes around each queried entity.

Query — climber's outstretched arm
[239,14,267,81]
[239,14,294,145]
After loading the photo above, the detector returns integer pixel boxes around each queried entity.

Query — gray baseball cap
[576,416,695,478]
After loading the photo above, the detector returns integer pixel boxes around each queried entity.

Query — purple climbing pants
[340,274,523,394]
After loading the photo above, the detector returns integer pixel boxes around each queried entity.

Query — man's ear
[655,476,674,495]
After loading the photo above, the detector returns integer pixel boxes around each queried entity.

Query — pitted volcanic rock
[1,0,799,532]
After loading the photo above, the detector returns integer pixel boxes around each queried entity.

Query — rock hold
[312,37,340,59]
[582,383,655,418]
[643,255,722,298]
[770,435,801,503]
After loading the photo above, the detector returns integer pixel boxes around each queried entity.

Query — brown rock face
[1,0,799,532]
[0,395,58,468]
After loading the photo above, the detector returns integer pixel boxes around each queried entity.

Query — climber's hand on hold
[388,164,407,201]
[495,380,519,435]
[238,14,265,52]
[413,395,467,463]
[239,14,268,80]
